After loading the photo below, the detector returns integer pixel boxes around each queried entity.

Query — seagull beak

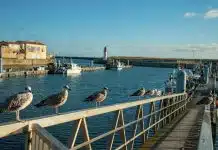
[68,88,71,91]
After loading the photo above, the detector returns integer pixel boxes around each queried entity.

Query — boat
[65,62,81,74]
[110,61,124,71]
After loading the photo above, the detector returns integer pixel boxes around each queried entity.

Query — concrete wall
[2,58,53,70]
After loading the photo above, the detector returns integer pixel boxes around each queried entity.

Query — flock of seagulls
[0,85,164,122]
[130,88,163,97]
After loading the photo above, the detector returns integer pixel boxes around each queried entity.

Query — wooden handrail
[0,93,186,138]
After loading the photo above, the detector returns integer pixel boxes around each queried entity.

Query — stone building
[0,41,47,59]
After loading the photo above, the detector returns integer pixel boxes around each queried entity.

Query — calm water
[0,66,172,150]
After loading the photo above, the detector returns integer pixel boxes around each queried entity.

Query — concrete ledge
[197,105,214,150]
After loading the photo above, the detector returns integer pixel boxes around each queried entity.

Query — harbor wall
[94,58,195,69]
[2,58,54,70]
[81,66,105,72]
[0,70,48,78]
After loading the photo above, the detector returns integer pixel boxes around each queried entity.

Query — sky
[0,0,218,59]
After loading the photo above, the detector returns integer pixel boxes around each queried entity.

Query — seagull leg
[16,111,24,122]
[55,107,59,114]
[16,111,20,121]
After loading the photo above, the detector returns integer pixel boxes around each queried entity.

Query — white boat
[111,61,123,70]
[65,63,81,74]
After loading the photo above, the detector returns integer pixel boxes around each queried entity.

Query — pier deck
[140,78,215,150]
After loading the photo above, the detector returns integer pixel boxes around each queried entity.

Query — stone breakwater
[0,70,48,78]
[81,66,105,72]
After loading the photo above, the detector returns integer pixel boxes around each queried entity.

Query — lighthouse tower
[103,46,108,61]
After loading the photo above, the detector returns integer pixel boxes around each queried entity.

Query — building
[0,41,47,59]
[103,46,108,61]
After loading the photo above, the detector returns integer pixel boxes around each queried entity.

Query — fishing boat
[110,61,124,71]
[65,62,81,74]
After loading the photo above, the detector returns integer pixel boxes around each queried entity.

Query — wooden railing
[0,93,188,150]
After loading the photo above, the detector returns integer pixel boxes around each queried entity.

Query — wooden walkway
[139,80,215,150]
[139,92,204,150]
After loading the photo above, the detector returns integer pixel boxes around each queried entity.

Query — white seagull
[34,85,71,114]
[84,87,109,107]
[0,86,33,121]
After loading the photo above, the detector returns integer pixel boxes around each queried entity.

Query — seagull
[34,85,71,114]
[0,86,33,122]
[84,87,109,107]
[130,88,146,99]
[196,91,214,105]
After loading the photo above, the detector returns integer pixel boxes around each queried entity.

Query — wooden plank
[139,109,189,150]
[0,93,186,138]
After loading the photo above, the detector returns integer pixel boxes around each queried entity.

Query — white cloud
[184,12,197,18]
[204,9,218,19]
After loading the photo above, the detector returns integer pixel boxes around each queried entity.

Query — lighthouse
[103,46,108,61]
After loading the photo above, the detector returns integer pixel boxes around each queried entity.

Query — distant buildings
[0,41,47,59]
[103,46,108,61]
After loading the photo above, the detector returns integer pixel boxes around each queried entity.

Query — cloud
[184,12,197,18]
[204,9,218,19]
[184,8,218,19]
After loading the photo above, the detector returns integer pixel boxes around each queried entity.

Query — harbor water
[0,65,172,149]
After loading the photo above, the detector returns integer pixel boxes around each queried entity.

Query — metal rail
[0,93,188,150]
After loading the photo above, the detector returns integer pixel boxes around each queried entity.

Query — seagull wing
[131,89,143,96]
[95,92,106,102]
[35,92,63,107]
[85,91,100,102]
[3,92,32,112]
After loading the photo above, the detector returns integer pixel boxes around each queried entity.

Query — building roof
[0,41,20,46]
[0,41,45,46]
[16,41,45,45]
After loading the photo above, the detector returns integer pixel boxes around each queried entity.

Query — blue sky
[0,0,218,58]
